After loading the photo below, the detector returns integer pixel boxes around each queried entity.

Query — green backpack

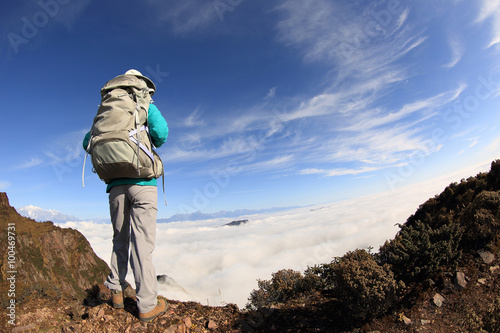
[83,74,163,185]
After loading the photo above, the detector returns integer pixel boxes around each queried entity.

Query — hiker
[82,69,169,322]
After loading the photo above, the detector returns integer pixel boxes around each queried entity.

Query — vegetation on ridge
[246,160,500,332]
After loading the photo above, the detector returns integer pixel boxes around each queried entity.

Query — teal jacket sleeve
[82,131,91,151]
[148,103,168,148]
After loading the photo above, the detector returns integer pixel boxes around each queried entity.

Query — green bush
[247,269,309,309]
[317,249,403,322]
[377,218,463,282]
[460,190,500,248]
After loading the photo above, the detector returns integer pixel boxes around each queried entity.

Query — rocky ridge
[0,193,110,307]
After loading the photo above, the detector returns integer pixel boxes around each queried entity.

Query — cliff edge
[0,193,110,306]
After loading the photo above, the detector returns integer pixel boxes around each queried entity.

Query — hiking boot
[111,289,124,309]
[138,298,168,322]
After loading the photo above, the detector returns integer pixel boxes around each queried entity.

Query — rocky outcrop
[224,219,249,227]
[0,192,10,208]
[0,193,110,306]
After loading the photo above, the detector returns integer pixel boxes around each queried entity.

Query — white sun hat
[124,69,156,95]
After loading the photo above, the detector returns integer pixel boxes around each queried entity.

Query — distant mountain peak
[159,206,300,223]
[17,205,79,223]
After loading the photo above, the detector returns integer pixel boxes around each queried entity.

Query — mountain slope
[0,193,110,308]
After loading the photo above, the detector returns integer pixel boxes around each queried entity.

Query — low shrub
[247,269,310,309]
[316,249,403,322]
[460,190,500,249]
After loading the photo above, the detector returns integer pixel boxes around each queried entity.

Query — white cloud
[147,0,219,34]
[0,181,11,190]
[443,34,465,68]
[265,87,277,100]
[300,165,383,177]
[242,154,294,173]
[476,0,500,47]
[346,85,466,132]
[485,133,500,153]
[14,157,43,170]
[183,107,206,128]
[44,130,87,166]
[161,1,484,182]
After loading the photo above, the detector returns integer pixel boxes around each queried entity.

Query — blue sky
[1,0,500,219]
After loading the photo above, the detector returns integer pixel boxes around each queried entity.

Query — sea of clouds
[56,162,491,308]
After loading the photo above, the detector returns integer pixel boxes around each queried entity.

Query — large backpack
[83,74,163,184]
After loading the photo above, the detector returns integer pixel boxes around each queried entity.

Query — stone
[433,293,445,307]
[421,319,432,325]
[207,319,218,329]
[400,314,412,325]
[165,325,178,333]
[183,316,192,328]
[12,325,37,333]
[478,278,487,285]
[455,271,467,289]
[479,251,495,264]
[97,308,105,319]
[490,265,499,274]
[176,323,187,333]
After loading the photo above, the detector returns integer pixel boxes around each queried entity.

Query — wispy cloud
[0,181,11,190]
[486,133,500,153]
[162,1,482,182]
[266,0,447,175]
[166,135,259,163]
[265,87,277,100]
[146,0,219,34]
[242,154,294,174]
[443,34,465,68]
[300,165,384,177]
[458,137,480,155]
[346,85,466,132]
[475,0,500,47]
[183,107,206,128]
[14,157,43,170]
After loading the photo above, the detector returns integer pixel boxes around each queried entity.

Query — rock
[478,278,487,285]
[183,316,192,328]
[176,323,187,333]
[491,265,499,274]
[421,319,432,325]
[455,271,467,289]
[165,324,178,333]
[479,250,495,264]
[97,308,105,319]
[11,324,37,333]
[400,314,412,325]
[433,293,445,307]
[207,319,218,329]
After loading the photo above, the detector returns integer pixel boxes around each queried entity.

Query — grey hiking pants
[104,184,158,313]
